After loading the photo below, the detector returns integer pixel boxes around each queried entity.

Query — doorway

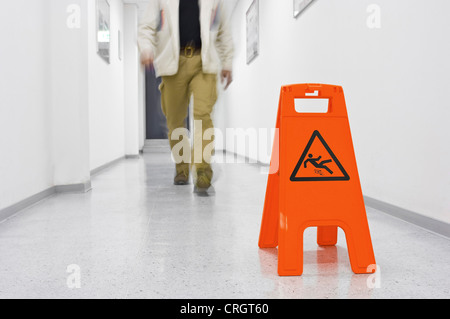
[145,68,190,140]
[145,68,167,139]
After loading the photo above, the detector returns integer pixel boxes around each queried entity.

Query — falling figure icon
[304,154,333,174]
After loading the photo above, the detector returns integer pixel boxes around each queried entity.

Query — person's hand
[141,50,154,69]
[221,70,233,90]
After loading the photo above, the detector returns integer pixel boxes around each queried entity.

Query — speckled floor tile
[0,151,449,299]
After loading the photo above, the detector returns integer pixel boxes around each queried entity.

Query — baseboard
[3,152,448,240]
[55,181,92,194]
[0,186,56,223]
[0,180,93,223]
[223,149,450,239]
[125,154,140,159]
[90,156,125,176]
[1,155,144,223]
[364,196,450,239]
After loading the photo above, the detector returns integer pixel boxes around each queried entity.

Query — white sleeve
[215,0,234,71]
[137,0,160,55]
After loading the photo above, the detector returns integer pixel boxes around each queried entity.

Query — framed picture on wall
[246,0,259,65]
[96,0,111,64]
[294,0,314,18]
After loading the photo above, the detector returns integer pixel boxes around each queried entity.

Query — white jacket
[138,0,234,77]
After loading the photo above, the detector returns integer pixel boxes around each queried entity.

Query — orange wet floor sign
[259,84,376,276]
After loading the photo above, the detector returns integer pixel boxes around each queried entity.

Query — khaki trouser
[160,55,217,174]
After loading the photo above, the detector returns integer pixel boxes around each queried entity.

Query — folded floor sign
[259,84,376,276]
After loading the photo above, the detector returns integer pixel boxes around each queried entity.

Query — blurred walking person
[138,0,234,193]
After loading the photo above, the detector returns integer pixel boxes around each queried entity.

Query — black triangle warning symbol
[290,131,350,182]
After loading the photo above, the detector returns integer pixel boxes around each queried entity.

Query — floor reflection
[258,241,375,298]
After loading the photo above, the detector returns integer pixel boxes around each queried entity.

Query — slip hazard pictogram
[290,130,350,182]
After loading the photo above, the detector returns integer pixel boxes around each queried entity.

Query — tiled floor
[0,151,449,299]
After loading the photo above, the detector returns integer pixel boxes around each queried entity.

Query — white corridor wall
[0,0,53,211]
[222,0,450,224]
[88,0,126,170]
[0,0,143,213]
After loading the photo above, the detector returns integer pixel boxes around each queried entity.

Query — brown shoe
[194,169,212,192]
[174,169,189,185]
